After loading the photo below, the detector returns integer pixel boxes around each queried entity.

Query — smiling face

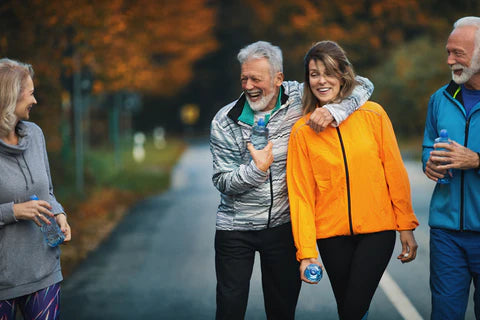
[14,75,36,121]
[240,57,283,112]
[308,59,341,107]
[446,25,480,87]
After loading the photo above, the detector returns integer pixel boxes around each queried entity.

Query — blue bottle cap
[440,129,448,138]
[257,118,265,127]
[29,195,39,200]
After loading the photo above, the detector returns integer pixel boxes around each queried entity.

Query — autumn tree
[234,0,478,138]
[0,0,217,147]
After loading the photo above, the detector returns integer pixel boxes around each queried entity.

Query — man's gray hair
[237,41,283,75]
[453,16,480,61]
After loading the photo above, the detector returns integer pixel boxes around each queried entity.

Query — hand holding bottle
[29,195,65,247]
[433,129,452,184]
[13,196,54,227]
[247,141,274,172]
[427,129,480,183]
[300,258,323,284]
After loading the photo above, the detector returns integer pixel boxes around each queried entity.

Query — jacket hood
[0,121,30,156]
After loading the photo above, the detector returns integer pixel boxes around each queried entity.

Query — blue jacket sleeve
[422,95,438,171]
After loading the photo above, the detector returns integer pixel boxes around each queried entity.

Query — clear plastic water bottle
[434,129,451,184]
[30,195,65,247]
[250,118,269,150]
[304,264,322,282]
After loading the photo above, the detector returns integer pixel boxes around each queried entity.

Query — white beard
[451,57,480,84]
[246,90,276,112]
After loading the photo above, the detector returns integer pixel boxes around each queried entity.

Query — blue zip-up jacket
[422,81,480,231]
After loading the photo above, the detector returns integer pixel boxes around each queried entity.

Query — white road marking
[379,272,424,320]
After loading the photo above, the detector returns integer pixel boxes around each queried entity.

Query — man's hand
[424,157,449,182]
[430,140,480,170]
[247,141,273,172]
[307,107,335,133]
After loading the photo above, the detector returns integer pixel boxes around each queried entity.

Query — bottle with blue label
[434,129,451,184]
[304,263,322,282]
[250,118,269,150]
[30,195,65,247]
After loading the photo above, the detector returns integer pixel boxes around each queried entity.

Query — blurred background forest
[1,0,479,273]
[2,0,480,157]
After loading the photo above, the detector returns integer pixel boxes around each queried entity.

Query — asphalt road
[61,142,475,319]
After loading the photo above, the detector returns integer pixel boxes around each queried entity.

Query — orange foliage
[0,0,218,96]
[244,0,432,68]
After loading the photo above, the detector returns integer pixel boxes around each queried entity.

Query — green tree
[370,36,450,139]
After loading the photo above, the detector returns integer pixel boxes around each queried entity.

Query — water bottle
[29,195,65,247]
[434,129,451,184]
[304,264,322,282]
[250,118,269,150]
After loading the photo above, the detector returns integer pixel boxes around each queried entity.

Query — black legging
[317,230,396,320]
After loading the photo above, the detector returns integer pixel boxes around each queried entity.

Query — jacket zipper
[460,119,470,230]
[336,128,353,235]
[456,100,479,231]
[449,87,480,231]
[267,170,273,228]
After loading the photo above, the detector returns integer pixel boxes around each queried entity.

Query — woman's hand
[300,258,323,284]
[397,230,418,263]
[55,213,71,242]
[13,199,54,227]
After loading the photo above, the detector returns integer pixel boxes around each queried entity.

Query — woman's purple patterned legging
[0,283,60,320]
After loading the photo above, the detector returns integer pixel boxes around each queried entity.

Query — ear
[274,72,284,87]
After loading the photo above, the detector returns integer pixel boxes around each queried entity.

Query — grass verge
[52,138,186,277]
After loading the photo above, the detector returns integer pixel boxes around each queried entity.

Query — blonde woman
[0,58,71,320]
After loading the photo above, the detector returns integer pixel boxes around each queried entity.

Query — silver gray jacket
[210,78,373,231]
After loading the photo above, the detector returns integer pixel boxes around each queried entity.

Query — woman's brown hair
[302,41,357,115]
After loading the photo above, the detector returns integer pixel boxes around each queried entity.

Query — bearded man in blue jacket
[423,16,480,320]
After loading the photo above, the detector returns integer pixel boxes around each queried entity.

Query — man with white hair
[210,41,373,319]
[422,16,480,319]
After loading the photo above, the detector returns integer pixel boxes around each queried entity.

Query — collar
[227,84,289,125]
[445,81,464,105]
[0,121,30,155]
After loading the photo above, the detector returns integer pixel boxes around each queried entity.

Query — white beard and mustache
[451,54,480,84]
[245,89,276,112]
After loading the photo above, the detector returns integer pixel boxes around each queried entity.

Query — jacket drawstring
[22,153,34,185]
[15,156,29,190]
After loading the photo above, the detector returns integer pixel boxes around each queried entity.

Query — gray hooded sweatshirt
[0,121,64,300]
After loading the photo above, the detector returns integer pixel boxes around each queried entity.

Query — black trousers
[215,222,301,320]
[317,230,396,320]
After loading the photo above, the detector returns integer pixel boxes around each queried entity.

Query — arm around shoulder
[323,75,374,125]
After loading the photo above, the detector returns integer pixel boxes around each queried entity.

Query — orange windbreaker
[287,102,419,261]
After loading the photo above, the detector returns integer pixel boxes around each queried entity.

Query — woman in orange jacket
[286,41,419,319]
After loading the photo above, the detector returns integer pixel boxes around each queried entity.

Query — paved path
[61,142,474,319]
